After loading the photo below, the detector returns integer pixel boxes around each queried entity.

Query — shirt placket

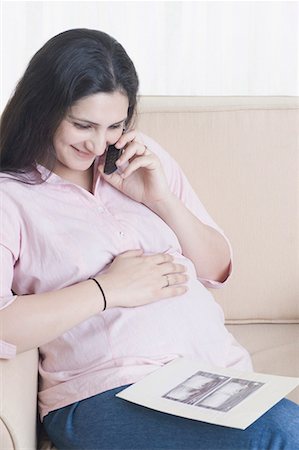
[80,186,131,252]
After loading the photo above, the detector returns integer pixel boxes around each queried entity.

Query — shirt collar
[35,164,59,183]
[35,157,101,185]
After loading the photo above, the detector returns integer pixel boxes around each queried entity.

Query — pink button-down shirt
[0,133,252,420]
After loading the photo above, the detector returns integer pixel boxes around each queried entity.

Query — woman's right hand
[95,250,189,309]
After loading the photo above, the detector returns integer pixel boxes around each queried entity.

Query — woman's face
[52,91,129,179]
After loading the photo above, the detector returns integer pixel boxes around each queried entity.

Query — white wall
[1,1,298,111]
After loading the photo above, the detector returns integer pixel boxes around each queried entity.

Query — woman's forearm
[0,280,103,354]
[149,193,231,282]
[1,250,189,355]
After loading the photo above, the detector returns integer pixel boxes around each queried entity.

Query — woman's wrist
[89,278,107,311]
[87,276,109,312]
[146,192,177,216]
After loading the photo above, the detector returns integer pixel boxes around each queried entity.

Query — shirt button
[97,206,104,213]
[119,231,125,238]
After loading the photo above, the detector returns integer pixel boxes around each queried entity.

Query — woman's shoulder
[0,172,39,208]
[0,170,40,189]
[0,173,21,190]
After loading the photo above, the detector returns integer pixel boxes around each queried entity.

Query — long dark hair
[0,28,139,180]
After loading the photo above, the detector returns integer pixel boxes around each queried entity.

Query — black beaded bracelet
[89,278,107,311]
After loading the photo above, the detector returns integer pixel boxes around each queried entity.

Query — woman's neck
[53,164,94,192]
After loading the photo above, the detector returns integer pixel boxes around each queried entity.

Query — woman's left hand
[98,130,172,208]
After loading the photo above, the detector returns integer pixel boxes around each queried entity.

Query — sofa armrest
[0,349,39,450]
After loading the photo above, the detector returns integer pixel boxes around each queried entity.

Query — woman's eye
[110,123,123,130]
[74,123,91,129]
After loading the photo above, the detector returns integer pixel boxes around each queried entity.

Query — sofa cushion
[0,349,38,450]
[227,323,299,403]
[138,97,299,322]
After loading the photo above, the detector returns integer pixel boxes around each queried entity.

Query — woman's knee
[252,399,299,450]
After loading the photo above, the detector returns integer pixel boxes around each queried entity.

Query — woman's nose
[85,134,107,155]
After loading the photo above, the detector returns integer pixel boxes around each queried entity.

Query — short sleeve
[0,186,21,358]
[0,245,18,359]
[138,133,233,288]
[0,244,18,309]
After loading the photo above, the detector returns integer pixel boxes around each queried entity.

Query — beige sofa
[1,96,298,450]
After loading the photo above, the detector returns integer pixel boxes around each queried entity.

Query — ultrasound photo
[163,371,264,412]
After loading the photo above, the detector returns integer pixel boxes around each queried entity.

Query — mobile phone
[103,144,122,175]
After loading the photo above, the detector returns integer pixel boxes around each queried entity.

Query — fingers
[104,250,189,308]
[115,250,189,295]
[159,285,189,300]
[146,255,186,278]
[115,135,152,174]
[118,251,174,265]
[162,281,189,293]
[149,254,189,292]
[118,249,144,258]
[161,273,189,288]
[117,141,148,165]
[125,252,186,277]
[159,261,186,275]
[114,129,137,149]
[119,155,156,179]
[146,253,174,265]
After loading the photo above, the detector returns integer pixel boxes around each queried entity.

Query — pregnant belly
[103,278,230,365]
[39,263,251,380]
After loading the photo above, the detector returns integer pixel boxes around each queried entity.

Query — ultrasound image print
[163,371,264,413]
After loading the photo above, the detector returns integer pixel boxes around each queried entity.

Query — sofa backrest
[137,96,299,323]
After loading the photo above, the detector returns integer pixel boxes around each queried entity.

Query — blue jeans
[43,385,299,450]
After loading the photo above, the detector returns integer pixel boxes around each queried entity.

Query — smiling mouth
[71,146,93,158]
